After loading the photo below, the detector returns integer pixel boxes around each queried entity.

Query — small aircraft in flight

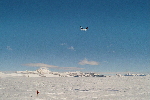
[80,26,88,31]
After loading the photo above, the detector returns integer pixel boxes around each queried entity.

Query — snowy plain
[0,74,150,100]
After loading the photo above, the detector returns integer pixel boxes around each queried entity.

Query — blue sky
[0,0,149,73]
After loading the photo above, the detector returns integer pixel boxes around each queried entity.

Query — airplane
[80,26,88,31]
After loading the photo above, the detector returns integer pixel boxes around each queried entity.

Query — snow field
[0,76,150,100]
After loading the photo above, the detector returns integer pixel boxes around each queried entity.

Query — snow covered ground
[0,75,150,100]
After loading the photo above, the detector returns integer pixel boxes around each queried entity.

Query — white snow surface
[0,76,150,100]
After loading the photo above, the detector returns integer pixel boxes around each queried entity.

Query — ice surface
[0,76,150,100]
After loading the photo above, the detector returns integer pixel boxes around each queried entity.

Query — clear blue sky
[0,0,149,73]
